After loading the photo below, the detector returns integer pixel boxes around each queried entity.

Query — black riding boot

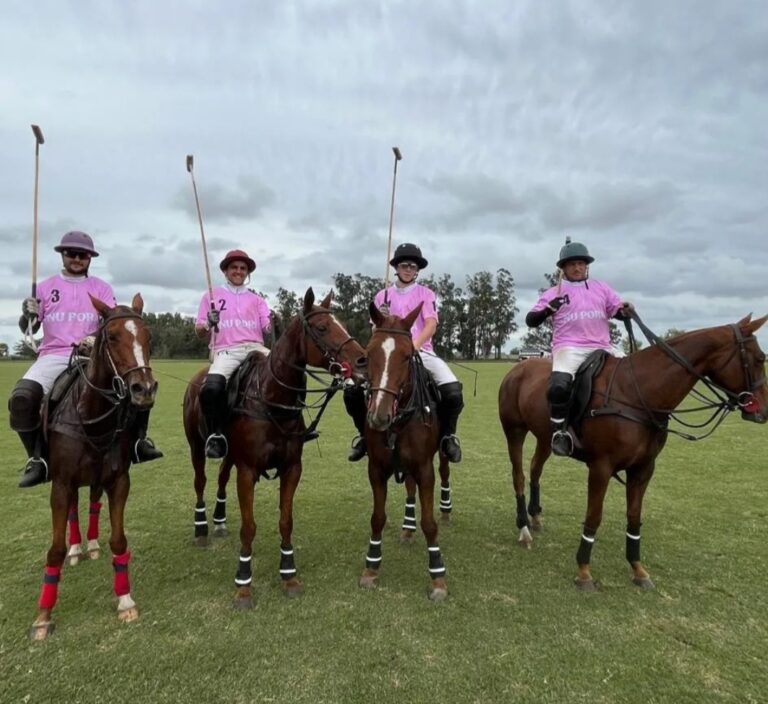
[9,379,48,488]
[547,372,574,457]
[344,385,368,462]
[438,381,464,463]
[200,374,228,459]
[132,409,164,463]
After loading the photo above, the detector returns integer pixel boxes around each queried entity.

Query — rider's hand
[620,302,635,317]
[546,296,567,314]
[22,297,39,317]
[206,309,220,328]
[76,335,95,356]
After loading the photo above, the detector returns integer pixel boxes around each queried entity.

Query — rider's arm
[525,308,549,328]
[413,317,437,351]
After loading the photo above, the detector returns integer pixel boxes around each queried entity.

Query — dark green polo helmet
[557,241,594,268]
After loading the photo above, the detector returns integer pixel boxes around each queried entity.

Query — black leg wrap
[402,499,417,531]
[427,545,446,578]
[9,379,44,432]
[213,493,226,524]
[343,385,367,435]
[515,494,528,530]
[625,527,641,564]
[576,531,596,565]
[439,483,452,513]
[235,553,252,586]
[528,483,542,516]
[194,501,208,538]
[279,544,297,581]
[365,538,382,570]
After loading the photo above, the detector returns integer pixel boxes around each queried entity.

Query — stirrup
[18,457,49,488]
[440,435,462,463]
[205,433,228,460]
[348,435,367,462]
[551,430,574,457]
[133,438,164,464]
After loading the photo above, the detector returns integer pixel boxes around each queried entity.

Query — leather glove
[22,297,39,317]
[620,302,635,317]
[546,296,567,314]
[76,335,95,356]
[206,309,220,328]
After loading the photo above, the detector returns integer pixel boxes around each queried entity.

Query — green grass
[0,360,766,703]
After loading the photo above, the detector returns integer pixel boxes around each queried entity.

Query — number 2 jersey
[196,285,272,352]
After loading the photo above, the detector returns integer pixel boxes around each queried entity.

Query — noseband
[367,327,413,401]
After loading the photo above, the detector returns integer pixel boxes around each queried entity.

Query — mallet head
[31,125,45,145]
[186,154,194,172]
[392,147,402,161]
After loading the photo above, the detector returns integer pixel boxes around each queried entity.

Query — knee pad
[9,379,44,432]
[547,372,573,405]
[438,381,464,411]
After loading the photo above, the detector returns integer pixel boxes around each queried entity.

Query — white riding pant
[418,350,458,386]
[552,346,610,378]
[23,354,71,394]
[209,342,270,380]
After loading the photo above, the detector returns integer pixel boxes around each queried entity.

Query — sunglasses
[63,250,91,260]
[397,262,419,270]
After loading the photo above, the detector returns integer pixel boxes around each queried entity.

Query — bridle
[366,327,413,403]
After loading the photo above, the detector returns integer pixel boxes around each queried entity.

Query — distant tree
[662,328,687,340]
[0,342,8,358]
[143,312,208,359]
[465,271,496,359]
[331,273,382,344]
[13,340,39,359]
[275,287,301,324]
[490,268,518,360]
[420,273,464,359]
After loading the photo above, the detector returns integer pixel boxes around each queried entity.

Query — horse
[29,294,157,640]
[498,314,768,590]
[182,288,367,606]
[359,302,448,601]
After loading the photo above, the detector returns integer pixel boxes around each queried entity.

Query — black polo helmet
[390,243,428,270]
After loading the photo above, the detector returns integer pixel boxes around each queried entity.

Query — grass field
[0,359,766,704]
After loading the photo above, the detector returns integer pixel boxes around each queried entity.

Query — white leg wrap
[118,593,136,611]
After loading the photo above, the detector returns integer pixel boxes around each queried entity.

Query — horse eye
[316,324,327,333]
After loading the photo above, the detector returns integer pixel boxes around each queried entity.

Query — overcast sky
[1,1,767,351]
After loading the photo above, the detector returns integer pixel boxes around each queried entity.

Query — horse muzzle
[741,409,767,424]
[366,411,391,432]
[129,378,158,408]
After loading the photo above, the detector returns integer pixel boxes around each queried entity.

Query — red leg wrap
[112,551,132,596]
[38,565,61,610]
[68,503,82,546]
[87,501,102,541]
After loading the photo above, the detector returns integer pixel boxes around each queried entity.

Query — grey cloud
[172,176,275,224]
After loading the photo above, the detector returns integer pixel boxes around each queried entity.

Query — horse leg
[212,458,233,538]
[574,464,612,591]
[192,440,209,548]
[86,485,103,560]
[30,482,72,640]
[400,475,417,544]
[360,466,387,590]
[438,454,452,525]
[233,466,256,609]
[507,426,534,548]
[528,438,550,532]
[416,463,447,601]
[278,462,304,598]
[67,492,84,566]
[626,463,656,590]
[106,473,139,623]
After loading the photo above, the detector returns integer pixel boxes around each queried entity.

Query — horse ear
[320,290,333,309]
[89,294,112,318]
[303,287,315,313]
[402,301,424,330]
[736,313,753,328]
[744,314,768,335]
[131,293,144,315]
[369,300,384,328]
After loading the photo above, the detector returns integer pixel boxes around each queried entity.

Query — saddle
[226,350,267,411]
[42,358,89,440]
[566,350,609,436]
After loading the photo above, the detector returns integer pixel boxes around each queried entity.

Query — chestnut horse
[359,302,448,601]
[29,294,157,639]
[499,314,767,590]
[183,288,366,607]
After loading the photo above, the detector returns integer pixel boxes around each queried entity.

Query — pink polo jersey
[373,282,438,353]
[530,278,622,352]
[196,285,272,352]
[36,274,116,357]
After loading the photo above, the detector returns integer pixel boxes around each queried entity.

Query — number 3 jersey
[196,285,272,352]
[36,274,116,357]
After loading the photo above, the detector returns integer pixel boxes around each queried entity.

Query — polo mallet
[26,124,45,352]
[186,155,218,361]
[556,235,572,296]
[383,147,403,301]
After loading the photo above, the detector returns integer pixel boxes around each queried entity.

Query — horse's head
[707,314,768,424]
[89,293,158,408]
[299,288,367,383]
[365,300,423,431]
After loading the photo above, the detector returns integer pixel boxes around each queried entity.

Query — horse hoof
[440,512,451,525]
[68,554,81,567]
[233,596,253,610]
[399,530,415,545]
[529,515,543,532]
[213,525,228,538]
[429,587,448,602]
[359,574,379,590]
[574,578,599,592]
[632,576,655,590]
[518,526,533,549]
[88,549,101,561]
[282,582,304,599]
[118,607,139,623]
[193,535,210,548]
[29,621,55,641]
